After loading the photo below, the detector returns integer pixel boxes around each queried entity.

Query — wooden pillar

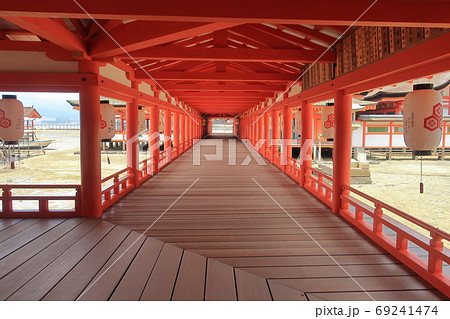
[272,110,280,161]
[180,113,186,152]
[332,90,353,214]
[164,109,171,151]
[126,81,139,187]
[264,111,270,159]
[173,112,180,156]
[282,105,292,172]
[79,61,101,218]
[188,117,192,147]
[259,114,264,154]
[299,101,313,187]
[150,105,160,174]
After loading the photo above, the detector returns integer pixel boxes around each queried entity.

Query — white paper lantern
[294,110,302,135]
[321,103,334,140]
[100,100,115,142]
[403,83,443,155]
[138,109,146,132]
[0,95,24,144]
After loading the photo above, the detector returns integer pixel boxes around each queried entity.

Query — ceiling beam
[136,70,299,81]
[162,82,286,91]
[2,1,450,27]
[3,17,86,54]
[89,21,238,58]
[170,91,274,97]
[117,46,335,63]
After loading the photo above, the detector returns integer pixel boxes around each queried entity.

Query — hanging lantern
[403,83,443,156]
[294,110,302,135]
[138,109,146,132]
[321,103,334,141]
[0,95,24,144]
[100,100,115,142]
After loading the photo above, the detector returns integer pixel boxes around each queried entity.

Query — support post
[332,90,353,214]
[180,113,186,152]
[164,109,171,151]
[79,61,101,218]
[150,105,160,174]
[272,110,280,162]
[299,100,313,187]
[264,111,270,160]
[173,112,180,157]
[126,87,139,187]
[259,114,264,154]
[282,105,292,172]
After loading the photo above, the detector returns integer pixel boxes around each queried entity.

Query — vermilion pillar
[264,112,270,159]
[164,109,171,151]
[281,106,292,172]
[150,106,160,174]
[79,61,101,218]
[272,110,280,161]
[126,82,139,187]
[173,112,180,156]
[188,117,192,147]
[258,114,264,154]
[180,113,186,152]
[332,90,353,214]
[299,101,313,187]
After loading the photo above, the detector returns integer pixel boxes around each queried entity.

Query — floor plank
[172,251,207,301]
[205,258,237,301]
[235,268,272,301]
[109,237,163,301]
[140,244,183,301]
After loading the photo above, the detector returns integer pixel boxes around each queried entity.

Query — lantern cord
[420,156,424,194]
[106,148,111,165]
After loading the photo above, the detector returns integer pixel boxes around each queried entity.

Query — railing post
[341,187,350,213]
[428,232,443,274]
[373,203,383,234]
[39,199,49,215]
[2,186,13,214]
[271,110,280,163]
[300,100,313,187]
[113,175,120,197]
[396,233,408,251]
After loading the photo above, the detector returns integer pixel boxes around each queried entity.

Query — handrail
[341,185,450,297]
[101,168,134,210]
[304,166,333,207]
[0,184,81,218]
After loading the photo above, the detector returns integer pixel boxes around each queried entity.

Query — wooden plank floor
[102,135,446,301]
[0,135,446,300]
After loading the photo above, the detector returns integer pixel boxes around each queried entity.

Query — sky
[0,92,80,122]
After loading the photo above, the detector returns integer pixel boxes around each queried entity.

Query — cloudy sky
[1,92,80,121]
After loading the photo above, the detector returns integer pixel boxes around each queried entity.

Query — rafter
[280,24,337,45]
[116,46,335,63]
[3,17,86,54]
[163,82,286,91]
[88,21,239,58]
[137,71,298,81]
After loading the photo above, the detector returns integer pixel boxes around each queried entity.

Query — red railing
[0,184,81,218]
[272,150,281,169]
[285,157,301,183]
[341,186,450,297]
[304,167,333,207]
[158,149,171,170]
[101,168,134,210]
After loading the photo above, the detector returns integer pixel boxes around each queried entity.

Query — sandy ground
[352,159,450,235]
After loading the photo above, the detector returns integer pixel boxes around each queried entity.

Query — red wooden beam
[170,91,273,98]
[3,17,86,55]
[2,0,450,27]
[249,24,324,50]
[280,24,337,45]
[117,46,336,63]
[135,70,298,81]
[89,21,239,58]
[162,82,286,91]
